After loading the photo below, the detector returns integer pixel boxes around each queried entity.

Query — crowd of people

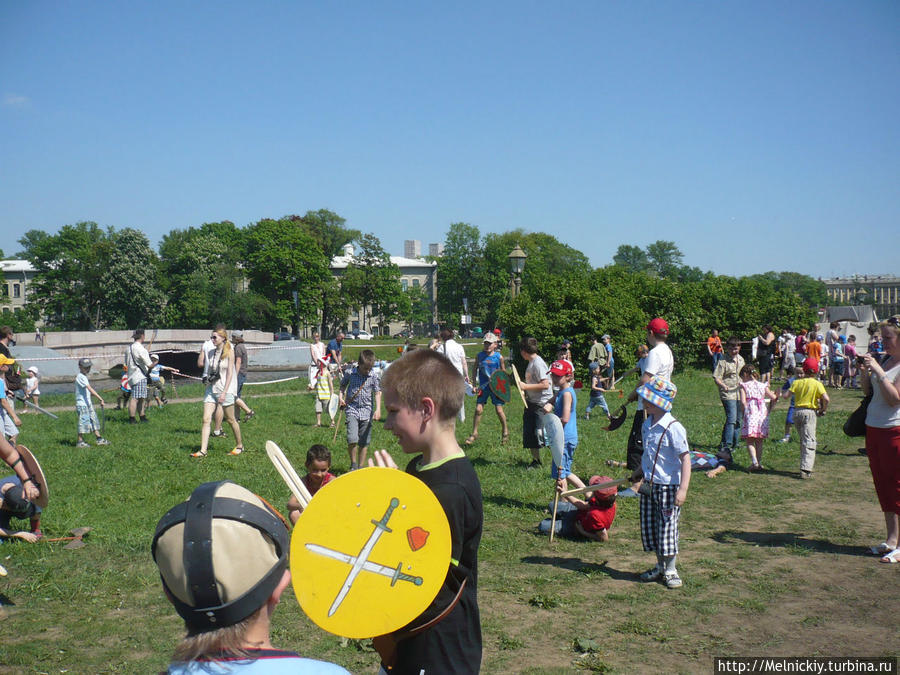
[1,313,898,671]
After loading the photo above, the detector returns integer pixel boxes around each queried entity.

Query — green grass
[0,368,895,673]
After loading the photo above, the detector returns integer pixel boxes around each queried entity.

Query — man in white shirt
[439,328,470,422]
[125,329,153,423]
[620,318,674,496]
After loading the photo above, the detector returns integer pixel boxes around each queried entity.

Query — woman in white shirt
[192,327,243,458]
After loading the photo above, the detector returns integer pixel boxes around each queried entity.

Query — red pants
[866,425,900,513]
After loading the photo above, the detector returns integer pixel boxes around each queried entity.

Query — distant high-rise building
[428,242,444,257]
[404,240,422,258]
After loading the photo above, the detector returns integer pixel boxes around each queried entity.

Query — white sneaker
[663,571,683,588]
[778,436,791,443]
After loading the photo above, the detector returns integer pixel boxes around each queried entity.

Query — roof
[329,244,436,271]
[0,260,37,273]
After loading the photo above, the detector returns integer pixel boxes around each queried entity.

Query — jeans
[586,394,609,417]
[720,398,742,450]
[711,352,724,372]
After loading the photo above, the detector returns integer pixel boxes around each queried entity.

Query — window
[402,279,408,291]
[12,284,20,298]
[412,279,420,288]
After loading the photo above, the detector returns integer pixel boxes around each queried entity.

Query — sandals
[880,548,900,564]
[869,542,892,556]
[464,434,478,446]
[245,410,255,421]
[663,571,683,589]
[191,449,208,458]
[211,429,225,438]
[229,447,243,456]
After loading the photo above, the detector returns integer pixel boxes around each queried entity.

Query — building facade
[823,275,900,320]
[1,260,37,316]
[330,243,437,337]
[403,239,422,258]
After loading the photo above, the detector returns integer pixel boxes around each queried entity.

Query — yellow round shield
[290,467,451,638]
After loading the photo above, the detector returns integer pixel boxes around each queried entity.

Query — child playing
[519,337,553,469]
[635,376,691,589]
[739,364,778,471]
[369,348,482,674]
[75,358,109,448]
[778,366,799,443]
[584,362,610,421]
[287,444,336,524]
[466,332,509,445]
[148,354,179,407]
[340,349,382,470]
[314,362,335,428]
[539,475,617,542]
[788,357,830,479]
[116,367,131,410]
[550,360,585,492]
[24,367,40,412]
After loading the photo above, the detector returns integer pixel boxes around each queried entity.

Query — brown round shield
[16,445,48,508]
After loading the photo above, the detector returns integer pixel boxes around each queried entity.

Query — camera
[202,373,220,385]
[856,356,867,366]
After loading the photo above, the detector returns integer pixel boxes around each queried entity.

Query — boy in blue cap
[634,376,691,589]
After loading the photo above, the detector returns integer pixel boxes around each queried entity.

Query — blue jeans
[720,398,742,450]
[586,393,609,417]
[711,352,724,372]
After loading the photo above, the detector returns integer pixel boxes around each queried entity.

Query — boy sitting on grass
[287,444,336,524]
[75,358,109,448]
[370,349,483,675]
[539,475,617,542]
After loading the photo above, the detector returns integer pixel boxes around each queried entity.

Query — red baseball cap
[549,360,573,376]
[647,318,669,335]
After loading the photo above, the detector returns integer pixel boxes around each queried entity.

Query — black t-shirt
[394,454,483,674]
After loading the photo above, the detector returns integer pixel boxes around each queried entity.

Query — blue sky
[2,2,898,278]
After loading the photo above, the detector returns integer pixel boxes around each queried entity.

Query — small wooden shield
[328,393,340,419]
[16,445,49,508]
[541,413,565,468]
[488,370,512,403]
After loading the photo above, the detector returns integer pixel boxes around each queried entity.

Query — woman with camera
[860,315,900,563]
[192,327,243,458]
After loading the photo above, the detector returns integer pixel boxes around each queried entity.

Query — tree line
[7,215,826,369]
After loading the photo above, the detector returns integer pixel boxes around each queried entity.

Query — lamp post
[508,245,527,300]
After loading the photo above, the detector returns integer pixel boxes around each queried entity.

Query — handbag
[843,394,871,438]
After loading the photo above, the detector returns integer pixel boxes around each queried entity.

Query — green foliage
[0,305,38,333]
[342,233,404,333]
[612,244,651,274]
[244,218,331,331]
[100,228,166,329]
[436,222,489,327]
[19,222,115,329]
[645,240,684,278]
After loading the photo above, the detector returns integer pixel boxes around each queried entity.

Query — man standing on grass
[124,329,153,424]
[519,336,553,469]
[439,328,470,422]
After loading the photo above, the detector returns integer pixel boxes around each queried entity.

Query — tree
[20,222,114,330]
[100,228,166,329]
[435,223,485,327]
[402,285,433,333]
[645,240,684,279]
[612,244,651,274]
[244,218,331,333]
[342,233,403,333]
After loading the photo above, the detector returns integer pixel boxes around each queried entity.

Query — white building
[330,243,437,336]
[428,242,444,257]
[1,259,37,315]
[823,275,900,320]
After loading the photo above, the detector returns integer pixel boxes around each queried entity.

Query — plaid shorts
[76,405,99,434]
[640,483,681,556]
[131,378,148,399]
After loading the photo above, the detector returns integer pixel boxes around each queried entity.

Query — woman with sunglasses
[192,327,243,458]
[859,315,900,563]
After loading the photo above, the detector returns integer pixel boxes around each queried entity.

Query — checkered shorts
[131,378,148,399]
[640,483,681,556]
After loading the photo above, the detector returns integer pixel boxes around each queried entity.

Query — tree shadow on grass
[520,555,636,581]
[712,530,866,557]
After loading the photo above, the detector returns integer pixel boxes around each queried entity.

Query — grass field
[1,364,896,674]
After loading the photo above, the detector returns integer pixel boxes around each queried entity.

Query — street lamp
[508,245,527,300]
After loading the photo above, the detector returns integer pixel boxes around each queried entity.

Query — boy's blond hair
[381,349,464,422]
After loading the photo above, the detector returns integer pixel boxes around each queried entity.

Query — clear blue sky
[2,2,898,278]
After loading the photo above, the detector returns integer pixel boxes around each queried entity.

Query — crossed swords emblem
[305,497,425,617]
